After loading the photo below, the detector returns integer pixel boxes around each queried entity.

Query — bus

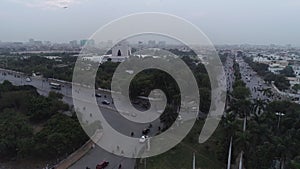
[50,82,61,90]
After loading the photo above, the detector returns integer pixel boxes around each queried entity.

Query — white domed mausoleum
[82,41,131,63]
[112,41,131,57]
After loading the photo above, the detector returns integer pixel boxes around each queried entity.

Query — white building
[111,41,131,57]
[253,56,272,64]
[82,41,131,63]
[287,77,300,86]
[292,65,300,77]
[268,63,286,74]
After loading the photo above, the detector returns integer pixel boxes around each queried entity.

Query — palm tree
[291,156,300,169]
[234,129,252,168]
[251,98,267,116]
[222,113,239,139]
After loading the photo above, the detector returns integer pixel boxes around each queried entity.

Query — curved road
[0,68,161,169]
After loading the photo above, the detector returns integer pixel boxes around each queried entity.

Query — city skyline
[1,0,300,45]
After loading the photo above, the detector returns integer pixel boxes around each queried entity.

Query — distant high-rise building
[80,39,95,47]
[80,39,88,46]
[107,40,113,48]
[29,38,35,44]
[286,44,292,48]
[86,39,95,46]
[34,41,43,46]
[44,41,51,46]
[28,39,42,46]
[158,41,166,48]
[69,40,78,46]
[137,41,143,49]
[148,40,156,47]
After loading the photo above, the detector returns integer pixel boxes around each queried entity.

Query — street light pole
[237,117,247,169]
[239,152,243,169]
[227,136,233,169]
[193,152,196,169]
[275,112,285,129]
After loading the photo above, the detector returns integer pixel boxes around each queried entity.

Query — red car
[96,161,109,169]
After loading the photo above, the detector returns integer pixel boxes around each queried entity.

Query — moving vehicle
[96,161,109,169]
[177,115,183,121]
[25,77,31,82]
[142,128,150,135]
[139,135,149,143]
[101,100,110,105]
[50,82,61,90]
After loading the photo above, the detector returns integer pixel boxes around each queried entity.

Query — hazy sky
[1,0,300,45]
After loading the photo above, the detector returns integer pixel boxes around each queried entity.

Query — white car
[139,135,148,143]
[25,77,31,82]
[101,100,110,105]
[177,115,183,121]
[95,93,102,97]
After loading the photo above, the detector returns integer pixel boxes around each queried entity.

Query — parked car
[95,93,102,97]
[96,161,109,169]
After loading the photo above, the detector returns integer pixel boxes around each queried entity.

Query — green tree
[232,86,251,100]
[280,66,296,77]
[292,84,300,92]
[274,75,290,91]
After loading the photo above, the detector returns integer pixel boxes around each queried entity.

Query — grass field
[138,119,226,169]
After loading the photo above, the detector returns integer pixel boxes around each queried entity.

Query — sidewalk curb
[55,130,103,169]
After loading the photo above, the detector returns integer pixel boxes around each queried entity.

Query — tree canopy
[0,81,88,160]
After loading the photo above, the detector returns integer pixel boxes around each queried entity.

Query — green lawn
[138,119,226,169]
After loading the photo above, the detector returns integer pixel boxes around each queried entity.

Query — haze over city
[1,1,300,169]
[1,0,300,45]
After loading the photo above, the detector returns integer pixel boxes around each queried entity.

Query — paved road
[0,68,162,169]
[225,55,285,169]
[235,57,279,101]
[69,146,135,169]
[224,55,235,92]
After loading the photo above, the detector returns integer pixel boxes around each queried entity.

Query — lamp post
[275,112,285,169]
[193,152,196,169]
[227,137,233,169]
[275,112,285,129]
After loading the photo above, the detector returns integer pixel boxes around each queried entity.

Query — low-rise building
[268,63,286,74]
